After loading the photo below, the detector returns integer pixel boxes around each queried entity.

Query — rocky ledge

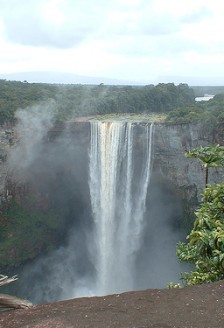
[0,280,223,328]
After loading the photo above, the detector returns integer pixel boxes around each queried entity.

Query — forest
[1,79,224,127]
[0,79,195,123]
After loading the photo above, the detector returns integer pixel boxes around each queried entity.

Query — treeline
[192,86,224,97]
[54,82,195,121]
[166,93,224,124]
[0,79,195,123]
[2,79,224,126]
[0,80,57,123]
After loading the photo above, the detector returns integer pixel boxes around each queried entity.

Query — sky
[0,0,224,85]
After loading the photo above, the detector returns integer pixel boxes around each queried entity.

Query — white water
[89,121,154,295]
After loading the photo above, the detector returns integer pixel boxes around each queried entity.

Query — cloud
[0,0,107,48]
[0,0,224,84]
[0,0,211,49]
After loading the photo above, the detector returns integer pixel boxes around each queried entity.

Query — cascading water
[89,121,154,295]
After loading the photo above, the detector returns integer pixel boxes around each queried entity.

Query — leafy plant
[176,145,224,286]
[185,145,224,185]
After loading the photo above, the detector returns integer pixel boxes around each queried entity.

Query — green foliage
[185,145,224,167]
[176,145,224,286]
[167,282,181,289]
[2,79,224,128]
[0,80,195,124]
[166,105,205,123]
[192,86,224,97]
[0,79,58,123]
[177,182,224,286]
[46,82,195,118]
[185,145,224,185]
[92,112,167,123]
[166,93,224,126]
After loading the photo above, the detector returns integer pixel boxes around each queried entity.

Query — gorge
[0,116,223,304]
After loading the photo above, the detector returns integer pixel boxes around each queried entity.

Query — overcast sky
[0,0,224,85]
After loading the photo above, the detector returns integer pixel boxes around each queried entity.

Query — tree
[185,145,224,185]
[176,145,224,286]
[177,182,224,286]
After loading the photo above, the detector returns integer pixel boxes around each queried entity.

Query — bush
[177,182,224,286]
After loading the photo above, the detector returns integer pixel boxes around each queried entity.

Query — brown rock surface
[0,280,224,328]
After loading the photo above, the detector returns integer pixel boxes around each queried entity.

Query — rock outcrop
[153,122,223,205]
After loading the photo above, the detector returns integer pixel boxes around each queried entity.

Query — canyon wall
[153,123,223,205]
[0,121,223,270]
[0,120,223,213]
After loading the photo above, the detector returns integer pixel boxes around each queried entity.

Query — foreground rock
[0,280,223,328]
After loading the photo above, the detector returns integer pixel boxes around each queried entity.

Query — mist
[6,104,187,304]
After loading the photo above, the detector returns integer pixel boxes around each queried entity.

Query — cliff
[153,123,223,207]
[0,120,223,270]
[0,121,222,205]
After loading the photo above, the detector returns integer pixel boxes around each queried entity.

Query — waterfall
[89,121,154,295]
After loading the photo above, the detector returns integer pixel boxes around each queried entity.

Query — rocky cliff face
[153,123,223,201]
[1,121,223,213]
[0,120,223,269]
[1,121,223,212]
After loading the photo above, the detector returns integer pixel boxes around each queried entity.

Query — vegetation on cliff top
[90,112,167,123]
[1,79,224,127]
[0,79,194,123]
[166,93,224,124]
